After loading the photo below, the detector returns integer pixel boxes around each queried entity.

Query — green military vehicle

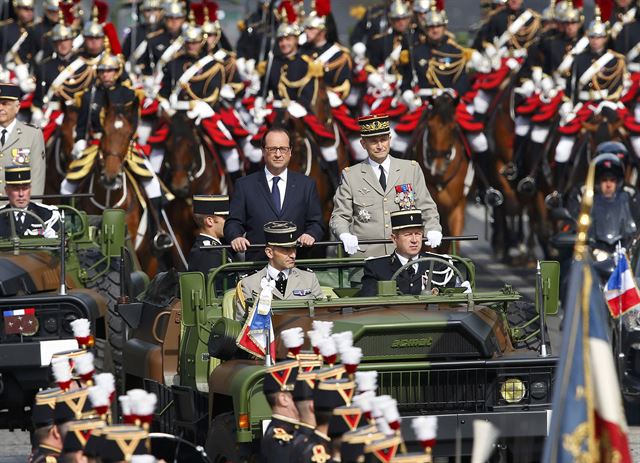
[120,251,560,461]
[0,205,147,430]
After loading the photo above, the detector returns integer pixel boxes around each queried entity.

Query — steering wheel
[391,256,467,294]
[0,208,46,241]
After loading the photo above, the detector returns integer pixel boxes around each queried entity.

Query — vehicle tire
[205,412,243,463]
[505,301,547,352]
[78,248,126,393]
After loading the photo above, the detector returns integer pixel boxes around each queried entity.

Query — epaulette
[273,427,294,442]
[237,19,246,32]
[370,29,392,41]
[146,29,164,39]
[337,44,351,56]
[350,5,367,20]
[610,50,626,60]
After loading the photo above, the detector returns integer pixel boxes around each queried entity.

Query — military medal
[394,184,416,210]
[357,208,371,223]
[11,148,30,164]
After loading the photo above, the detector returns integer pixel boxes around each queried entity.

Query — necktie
[379,165,387,191]
[276,272,287,294]
[1,129,6,146]
[272,176,282,214]
[407,265,415,277]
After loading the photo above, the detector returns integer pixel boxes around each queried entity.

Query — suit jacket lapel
[280,173,296,216]
[259,173,279,216]
[360,162,384,195]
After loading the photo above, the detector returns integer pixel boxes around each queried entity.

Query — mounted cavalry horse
[409,93,470,253]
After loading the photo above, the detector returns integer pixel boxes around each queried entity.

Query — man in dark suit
[0,165,59,239]
[359,209,467,296]
[224,128,324,260]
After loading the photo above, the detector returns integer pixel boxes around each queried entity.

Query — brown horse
[411,94,469,253]
[45,104,78,194]
[162,112,226,269]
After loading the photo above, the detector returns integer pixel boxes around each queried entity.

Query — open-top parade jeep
[120,251,560,461]
[0,206,147,430]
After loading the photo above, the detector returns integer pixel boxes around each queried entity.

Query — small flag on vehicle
[604,251,640,318]
[3,308,38,335]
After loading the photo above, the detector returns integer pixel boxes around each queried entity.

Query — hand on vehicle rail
[339,233,361,255]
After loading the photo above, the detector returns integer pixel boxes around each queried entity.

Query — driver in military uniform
[359,209,465,296]
[235,221,325,321]
[187,195,230,274]
[0,165,59,239]
[0,83,45,195]
[261,360,301,463]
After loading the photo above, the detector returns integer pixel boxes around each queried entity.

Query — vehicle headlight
[500,378,526,403]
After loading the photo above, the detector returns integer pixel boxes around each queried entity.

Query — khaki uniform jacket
[235,266,325,320]
[0,120,45,195]
[330,156,441,258]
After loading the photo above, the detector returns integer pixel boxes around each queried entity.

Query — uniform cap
[341,425,384,463]
[390,209,423,230]
[293,369,318,401]
[363,435,402,460]
[32,388,63,428]
[62,419,106,453]
[328,404,364,437]
[358,114,390,138]
[0,83,20,101]
[101,427,149,462]
[263,359,299,394]
[314,378,355,411]
[263,221,298,247]
[192,195,229,216]
[390,454,432,463]
[5,166,31,185]
[54,387,97,424]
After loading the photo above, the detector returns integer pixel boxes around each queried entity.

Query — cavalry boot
[148,197,173,250]
[474,151,503,207]
[553,161,569,196]
[512,135,529,180]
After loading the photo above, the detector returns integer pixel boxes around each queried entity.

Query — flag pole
[617,242,624,389]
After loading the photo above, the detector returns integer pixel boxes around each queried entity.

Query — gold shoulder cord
[592,55,626,99]
[280,57,319,105]
[426,47,469,89]
[182,61,226,103]
[56,64,96,103]
[510,13,541,50]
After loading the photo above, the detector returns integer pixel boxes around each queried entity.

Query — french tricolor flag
[604,252,640,318]
[3,308,35,317]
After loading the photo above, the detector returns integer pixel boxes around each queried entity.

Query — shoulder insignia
[147,29,163,39]
[399,49,409,65]
[273,427,293,442]
[350,5,367,20]
[310,445,331,463]
[237,19,246,32]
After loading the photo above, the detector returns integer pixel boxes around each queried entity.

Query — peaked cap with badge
[193,195,230,216]
[358,114,391,138]
[264,220,299,247]
[62,418,106,453]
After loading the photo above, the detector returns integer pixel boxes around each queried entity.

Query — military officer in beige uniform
[235,221,325,321]
[0,83,45,195]
[330,114,441,259]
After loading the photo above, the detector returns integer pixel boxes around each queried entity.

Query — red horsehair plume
[279,0,297,23]
[92,0,109,23]
[316,0,331,16]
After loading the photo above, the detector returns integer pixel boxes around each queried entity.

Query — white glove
[187,100,215,124]
[327,90,343,108]
[43,227,57,239]
[31,108,44,128]
[390,46,402,63]
[339,233,361,255]
[367,71,384,89]
[159,98,175,117]
[14,64,35,93]
[72,140,87,159]
[514,79,535,97]
[402,89,422,112]
[425,230,443,248]
[352,42,366,60]
[287,100,308,118]
[220,84,235,101]
[460,280,472,293]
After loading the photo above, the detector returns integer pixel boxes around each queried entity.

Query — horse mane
[431,94,456,123]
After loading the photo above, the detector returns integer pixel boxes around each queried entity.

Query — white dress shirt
[267,265,290,281]
[265,167,288,208]
[367,155,391,184]
[395,252,419,273]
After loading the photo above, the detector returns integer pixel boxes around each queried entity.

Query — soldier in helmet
[554,7,626,191]
[19,0,61,67]
[31,14,77,130]
[0,0,35,70]
[366,0,415,69]
[349,0,392,46]
[122,0,165,77]
[145,1,186,70]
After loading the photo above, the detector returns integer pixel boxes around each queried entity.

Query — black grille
[0,302,86,342]
[355,330,480,360]
[377,364,555,414]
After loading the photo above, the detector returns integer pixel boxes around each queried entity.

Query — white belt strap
[496,10,533,49]
[556,37,589,75]
[611,7,636,39]
[4,31,27,65]
[315,44,341,65]
[152,37,185,89]
[627,41,640,65]
[132,39,148,62]
[169,55,215,103]
[578,51,614,87]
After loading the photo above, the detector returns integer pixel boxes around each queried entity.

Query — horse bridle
[421,122,464,190]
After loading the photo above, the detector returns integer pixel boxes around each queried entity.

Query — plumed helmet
[51,21,75,41]
[586,6,608,37]
[424,6,448,27]
[388,0,412,19]
[97,53,121,72]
